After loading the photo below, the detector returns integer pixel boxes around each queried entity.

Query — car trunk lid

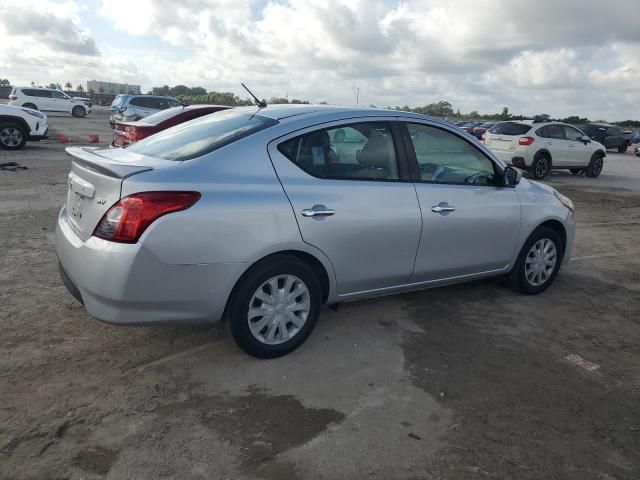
[484,133,518,151]
[64,146,174,241]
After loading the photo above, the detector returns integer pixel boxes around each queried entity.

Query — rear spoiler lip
[65,146,153,179]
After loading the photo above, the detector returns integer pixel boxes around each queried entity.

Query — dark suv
[109,94,182,128]
[581,123,629,152]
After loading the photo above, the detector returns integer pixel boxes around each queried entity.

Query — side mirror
[503,166,521,186]
[118,106,128,113]
[581,135,590,144]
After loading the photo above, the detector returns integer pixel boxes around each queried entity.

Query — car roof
[17,86,58,91]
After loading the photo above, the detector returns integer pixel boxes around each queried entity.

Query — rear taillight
[8,95,17,100]
[124,126,146,142]
[519,136,535,145]
[93,191,201,243]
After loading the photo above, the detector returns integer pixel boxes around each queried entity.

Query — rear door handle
[301,206,335,217]
[431,203,456,214]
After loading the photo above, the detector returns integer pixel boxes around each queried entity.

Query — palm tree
[65,81,72,91]
[76,85,84,93]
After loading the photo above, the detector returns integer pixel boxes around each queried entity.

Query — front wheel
[71,105,86,118]
[0,122,28,150]
[508,226,563,294]
[585,154,604,177]
[227,255,322,358]
[617,143,627,153]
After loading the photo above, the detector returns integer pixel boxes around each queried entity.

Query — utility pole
[356,87,360,107]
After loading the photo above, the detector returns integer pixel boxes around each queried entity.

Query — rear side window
[129,97,148,107]
[547,125,565,139]
[536,127,549,138]
[488,122,532,135]
[126,110,278,161]
[607,126,621,136]
[278,122,400,181]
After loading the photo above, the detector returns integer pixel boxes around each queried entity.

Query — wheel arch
[533,148,552,164]
[593,148,606,158]
[538,219,567,254]
[0,115,30,133]
[222,248,335,323]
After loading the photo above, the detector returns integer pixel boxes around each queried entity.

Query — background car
[458,121,483,133]
[8,87,92,118]
[0,104,48,150]
[111,104,231,147]
[635,144,640,157]
[473,122,495,140]
[109,94,182,127]
[484,121,606,179]
[56,106,575,359]
[581,123,629,152]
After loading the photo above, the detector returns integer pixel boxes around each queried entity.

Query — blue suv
[109,94,182,128]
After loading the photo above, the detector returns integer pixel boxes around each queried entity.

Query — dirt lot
[1,108,639,479]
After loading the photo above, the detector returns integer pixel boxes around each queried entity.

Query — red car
[111,104,231,147]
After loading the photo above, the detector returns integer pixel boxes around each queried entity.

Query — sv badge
[96,197,107,205]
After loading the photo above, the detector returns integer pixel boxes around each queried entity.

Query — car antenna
[241,83,267,108]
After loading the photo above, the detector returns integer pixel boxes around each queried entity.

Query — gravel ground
[1,108,639,479]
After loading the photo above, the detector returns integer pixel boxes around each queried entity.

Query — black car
[581,123,629,152]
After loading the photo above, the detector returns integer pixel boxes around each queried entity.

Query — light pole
[356,87,360,107]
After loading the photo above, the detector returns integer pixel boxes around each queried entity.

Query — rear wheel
[585,154,604,177]
[530,154,551,179]
[22,103,37,110]
[72,105,86,118]
[227,255,322,358]
[508,226,563,294]
[569,168,584,175]
[617,143,628,153]
[0,122,28,150]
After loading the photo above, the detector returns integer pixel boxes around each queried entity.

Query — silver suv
[56,106,576,358]
[109,94,182,127]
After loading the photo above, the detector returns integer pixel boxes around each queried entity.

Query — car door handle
[431,204,456,214]
[301,207,335,217]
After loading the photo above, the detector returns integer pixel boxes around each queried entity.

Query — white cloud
[3,0,640,120]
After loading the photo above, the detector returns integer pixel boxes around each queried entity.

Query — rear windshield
[488,122,532,135]
[126,110,278,161]
[138,106,184,125]
[111,95,125,107]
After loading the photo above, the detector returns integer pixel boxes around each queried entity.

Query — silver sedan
[56,105,575,358]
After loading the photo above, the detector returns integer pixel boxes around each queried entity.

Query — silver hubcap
[592,157,603,175]
[0,127,22,147]
[525,238,557,287]
[535,158,549,178]
[248,275,310,345]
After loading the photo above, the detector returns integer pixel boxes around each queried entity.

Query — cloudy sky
[1,0,639,120]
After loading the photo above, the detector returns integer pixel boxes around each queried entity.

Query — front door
[563,125,591,166]
[268,120,422,294]
[401,122,521,282]
[50,90,67,112]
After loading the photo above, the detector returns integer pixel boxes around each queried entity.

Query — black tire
[585,153,604,177]
[617,143,627,153]
[0,122,28,150]
[508,226,563,295]
[227,255,322,359]
[530,154,551,179]
[569,168,584,175]
[72,105,86,118]
[22,103,38,110]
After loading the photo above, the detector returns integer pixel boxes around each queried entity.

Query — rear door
[36,90,54,110]
[401,121,521,281]
[545,124,568,166]
[268,119,422,294]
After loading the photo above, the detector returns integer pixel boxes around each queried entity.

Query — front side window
[564,126,584,141]
[406,123,498,185]
[51,91,65,99]
[278,122,400,181]
[547,124,565,140]
[126,110,278,162]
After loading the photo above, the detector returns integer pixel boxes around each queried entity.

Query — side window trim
[275,119,412,183]
[398,121,504,187]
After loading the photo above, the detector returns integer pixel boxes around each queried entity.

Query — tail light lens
[8,95,17,100]
[93,192,201,243]
[125,126,145,142]
[519,136,535,146]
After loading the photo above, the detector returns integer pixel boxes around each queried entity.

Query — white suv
[8,87,92,118]
[484,121,606,179]
[0,104,49,150]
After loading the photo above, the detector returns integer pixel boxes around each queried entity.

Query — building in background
[86,80,141,95]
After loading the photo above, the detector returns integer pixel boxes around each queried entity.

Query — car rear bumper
[55,206,242,325]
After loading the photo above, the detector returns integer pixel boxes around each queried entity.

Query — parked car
[458,121,483,133]
[109,94,182,128]
[8,87,92,118]
[473,122,495,140]
[580,123,629,152]
[56,106,575,358]
[635,143,640,157]
[484,121,606,179]
[0,104,48,150]
[111,104,231,148]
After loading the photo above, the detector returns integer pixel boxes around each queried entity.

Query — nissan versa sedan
[55,105,575,358]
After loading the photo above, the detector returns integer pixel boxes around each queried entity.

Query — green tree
[500,106,510,120]
[76,84,84,93]
[170,85,191,97]
[269,96,289,104]
[64,81,72,91]
[0,79,10,87]
[48,83,57,89]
